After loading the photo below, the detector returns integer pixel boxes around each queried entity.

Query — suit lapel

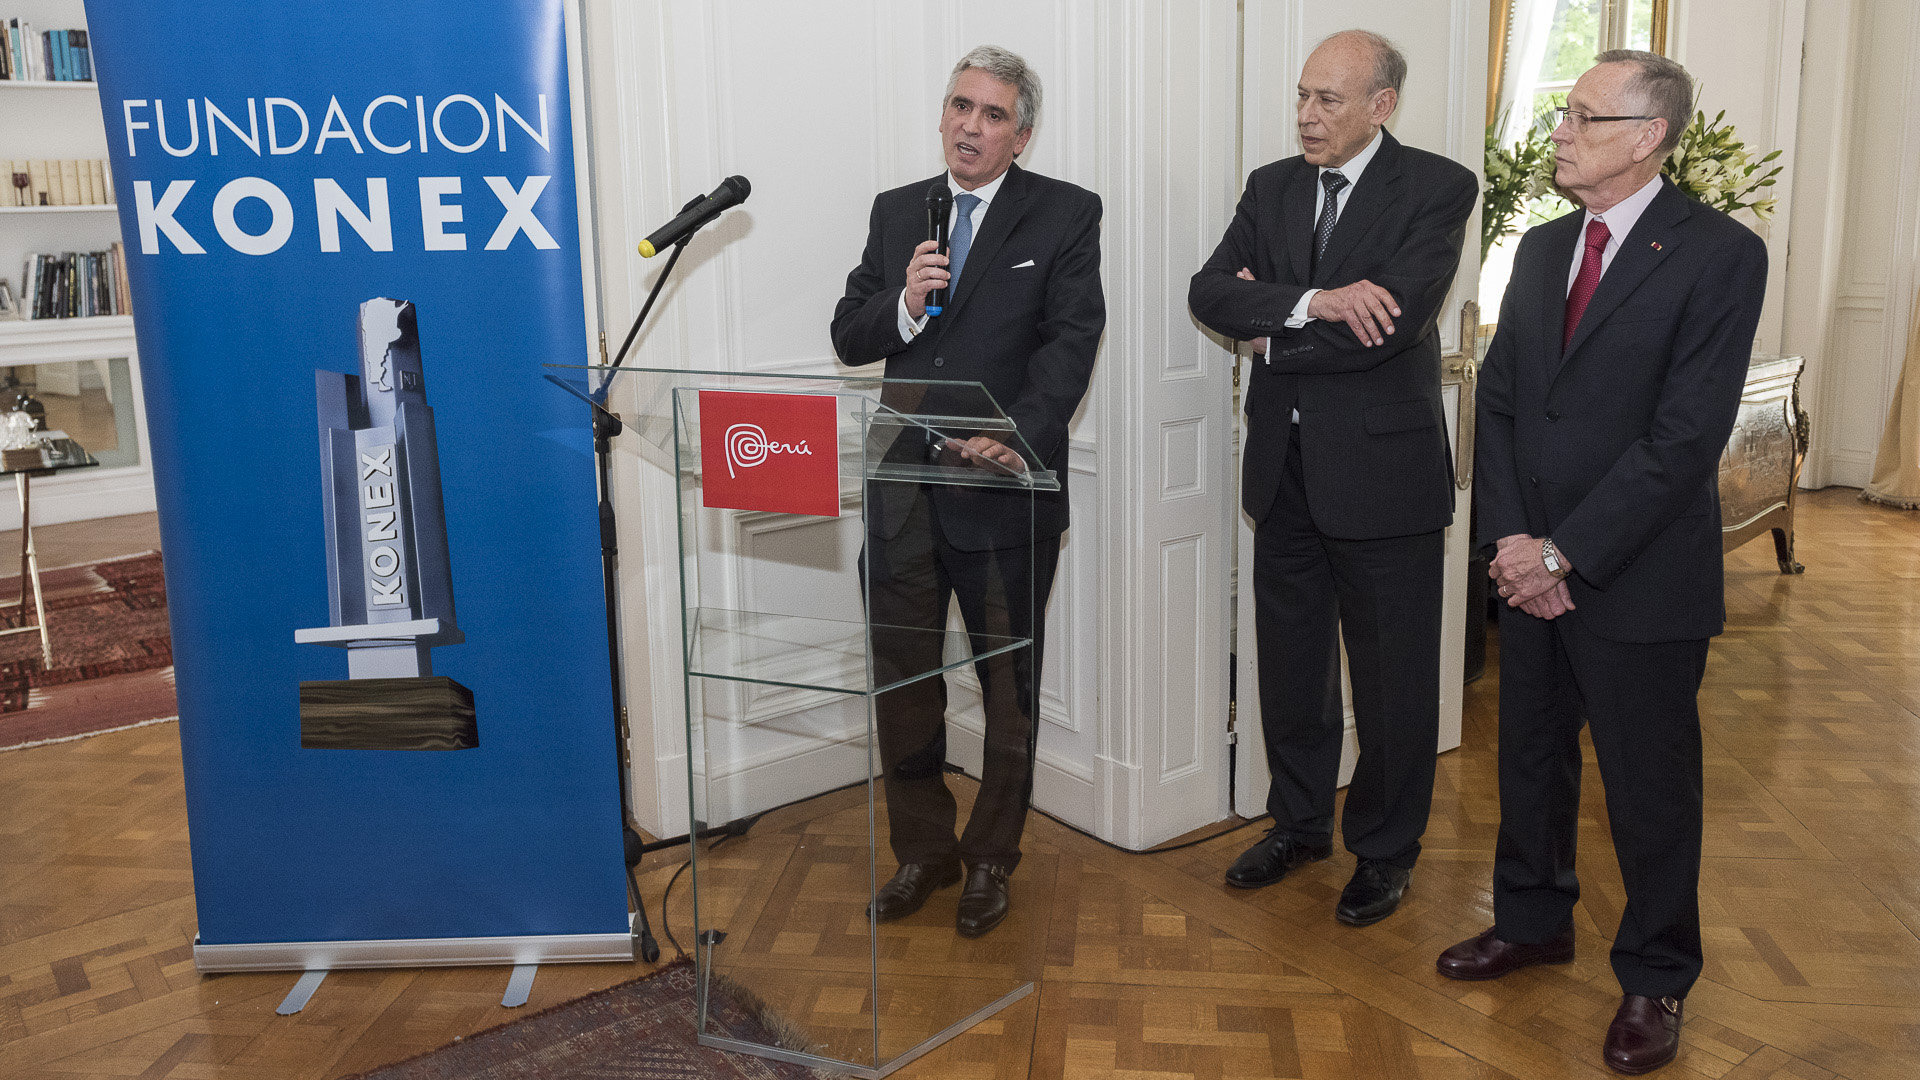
[1532,211,1582,372]
[943,164,1030,323]
[1280,163,1315,285]
[1315,130,1404,286]
[1554,179,1691,381]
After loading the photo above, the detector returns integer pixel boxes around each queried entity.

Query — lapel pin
[1650,241,1662,251]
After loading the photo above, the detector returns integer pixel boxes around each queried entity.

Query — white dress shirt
[1566,173,1664,295]
[1285,127,1385,328]
[897,169,1009,342]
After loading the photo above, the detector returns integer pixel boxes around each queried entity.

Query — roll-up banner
[82,0,631,967]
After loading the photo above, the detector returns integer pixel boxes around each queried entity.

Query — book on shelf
[15,244,129,321]
[0,19,91,82]
[6,160,114,207]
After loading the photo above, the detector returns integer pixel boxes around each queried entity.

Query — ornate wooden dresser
[1718,354,1809,574]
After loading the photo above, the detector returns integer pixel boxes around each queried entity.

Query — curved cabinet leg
[1772,526,1804,574]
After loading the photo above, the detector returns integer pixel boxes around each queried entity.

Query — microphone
[924,182,952,317]
[638,175,751,257]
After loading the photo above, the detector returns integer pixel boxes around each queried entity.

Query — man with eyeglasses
[1438,51,1767,1076]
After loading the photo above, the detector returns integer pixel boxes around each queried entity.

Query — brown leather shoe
[1604,994,1682,1074]
[955,863,1012,938]
[868,860,962,922]
[1436,925,1575,980]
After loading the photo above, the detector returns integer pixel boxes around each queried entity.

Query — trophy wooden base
[298,676,478,750]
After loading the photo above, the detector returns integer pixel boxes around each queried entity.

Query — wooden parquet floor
[2,489,1918,1079]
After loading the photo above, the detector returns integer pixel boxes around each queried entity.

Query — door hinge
[598,330,609,366]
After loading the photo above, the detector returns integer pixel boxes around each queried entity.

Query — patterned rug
[0,551,176,752]
[344,960,836,1080]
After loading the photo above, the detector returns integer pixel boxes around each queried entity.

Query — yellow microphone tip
[638,240,657,258]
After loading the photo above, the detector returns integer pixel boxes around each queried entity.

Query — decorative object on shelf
[4,159,113,207]
[0,409,34,456]
[10,390,42,431]
[1719,355,1809,573]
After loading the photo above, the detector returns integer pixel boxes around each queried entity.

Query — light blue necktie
[948,192,982,297]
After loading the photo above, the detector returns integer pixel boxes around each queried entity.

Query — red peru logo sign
[698,390,840,517]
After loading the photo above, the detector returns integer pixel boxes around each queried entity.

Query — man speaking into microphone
[831,45,1103,938]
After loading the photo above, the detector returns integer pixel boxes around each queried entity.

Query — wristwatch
[1541,538,1571,580]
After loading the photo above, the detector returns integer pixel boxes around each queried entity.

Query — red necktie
[1563,218,1611,351]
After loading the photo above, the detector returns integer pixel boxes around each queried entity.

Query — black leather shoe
[1436,925,1576,980]
[1604,994,1682,1074]
[1223,829,1333,888]
[868,860,961,922]
[955,863,1012,938]
[1335,859,1410,926]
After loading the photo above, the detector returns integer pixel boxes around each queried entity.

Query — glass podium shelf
[543,366,1060,492]
[685,607,1028,696]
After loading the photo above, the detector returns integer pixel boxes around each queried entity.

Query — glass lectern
[556,366,1056,1078]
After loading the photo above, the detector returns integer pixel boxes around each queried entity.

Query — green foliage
[1481,104,1565,263]
[1661,109,1783,219]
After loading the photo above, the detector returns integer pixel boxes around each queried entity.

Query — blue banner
[83,0,628,948]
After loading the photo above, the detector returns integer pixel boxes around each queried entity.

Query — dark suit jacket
[831,164,1104,551]
[1475,178,1768,643]
[1188,129,1477,539]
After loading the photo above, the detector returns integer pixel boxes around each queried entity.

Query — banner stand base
[193,914,636,972]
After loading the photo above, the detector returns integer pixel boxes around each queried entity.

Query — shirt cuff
[1285,289,1320,328]
[896,290,929,343]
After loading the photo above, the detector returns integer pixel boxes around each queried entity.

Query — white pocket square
[1010,259,1035,268]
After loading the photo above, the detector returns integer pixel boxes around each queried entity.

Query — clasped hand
[1490,534,1575,620]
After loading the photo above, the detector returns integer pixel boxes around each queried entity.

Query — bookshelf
[0,204,115,214]
[0,0,155,530]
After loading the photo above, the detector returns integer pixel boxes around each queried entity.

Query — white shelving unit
[0,0,156,530]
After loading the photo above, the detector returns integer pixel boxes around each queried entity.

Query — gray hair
[1596,49,1692,154]
[945,45,1042,133]
[1317,29,1408,97]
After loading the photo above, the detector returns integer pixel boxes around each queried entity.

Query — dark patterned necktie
[1313,170,1349,273]
[1563,218,1612,351]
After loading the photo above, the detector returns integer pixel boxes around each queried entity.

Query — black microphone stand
[592,196,759,964]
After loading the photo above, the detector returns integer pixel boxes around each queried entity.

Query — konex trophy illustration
[295,298,475,750]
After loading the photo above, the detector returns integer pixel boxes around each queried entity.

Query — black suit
[1189,129,1476,869]
[1475,177,1767,999]
[832,163,1103,868]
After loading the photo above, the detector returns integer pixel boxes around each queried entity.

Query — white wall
[1776,0,1920,489]
[1668,0,1808,355]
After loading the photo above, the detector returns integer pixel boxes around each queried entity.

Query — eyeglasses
[1553,107,1655,134]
